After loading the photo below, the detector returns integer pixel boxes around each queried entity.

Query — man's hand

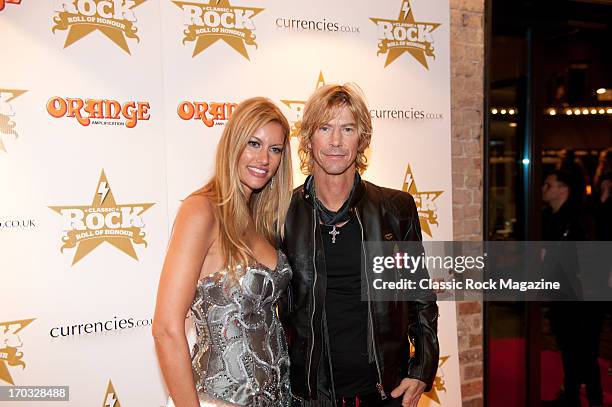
[390,378,426,407]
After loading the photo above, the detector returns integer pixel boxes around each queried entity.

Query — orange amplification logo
[46,97,150,128]
[177,100,237,128]
[0,0,21,12]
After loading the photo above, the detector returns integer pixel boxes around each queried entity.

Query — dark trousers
[548,302,605,406]
[293,392,403,407]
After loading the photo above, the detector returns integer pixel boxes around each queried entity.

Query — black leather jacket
[280,179,439,401]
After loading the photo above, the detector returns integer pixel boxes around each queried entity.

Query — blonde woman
[153,97,293,407]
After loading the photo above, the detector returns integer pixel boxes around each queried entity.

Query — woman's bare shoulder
[177,193,218,227]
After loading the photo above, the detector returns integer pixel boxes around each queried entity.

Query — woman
[153,97,293,407]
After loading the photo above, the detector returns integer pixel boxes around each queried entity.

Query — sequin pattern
[190,251,292,406]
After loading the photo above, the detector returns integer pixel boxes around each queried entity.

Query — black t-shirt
[321,217,378,397]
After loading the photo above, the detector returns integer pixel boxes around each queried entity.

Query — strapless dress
[168,251,292,406]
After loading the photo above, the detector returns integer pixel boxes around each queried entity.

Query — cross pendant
[329,225,340,243]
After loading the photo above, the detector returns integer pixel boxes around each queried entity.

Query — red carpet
[489,338,612,406]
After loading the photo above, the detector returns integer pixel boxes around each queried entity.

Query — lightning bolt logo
[104,393,116,407]
[401,164,444,237]
[97,182,110,204]
[102,380,121,407]
[48,170,155,265]
[404,170,414,190]
[370,0,441,69]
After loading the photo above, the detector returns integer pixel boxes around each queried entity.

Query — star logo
[49,170,155,266]
[0,88,26,152]
[51,0,147,55]
[172,0,263,60]
[280,71,326,138]
[370,0,441,69]
[0,318,35,385]
[424,355,450,404]
[402,164,443,237]
[102,379,122,407]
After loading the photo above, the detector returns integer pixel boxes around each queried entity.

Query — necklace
[325,219,350,244]
[305,173,360,245]
[329,225,340,244]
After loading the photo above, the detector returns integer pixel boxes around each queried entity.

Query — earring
[269,177,274,190]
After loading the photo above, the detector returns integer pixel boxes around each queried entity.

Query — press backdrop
[0,1,460,405]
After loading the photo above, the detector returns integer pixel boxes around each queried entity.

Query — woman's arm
[152,196,217,407]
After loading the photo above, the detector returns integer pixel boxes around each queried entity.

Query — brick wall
[450,0,485,405]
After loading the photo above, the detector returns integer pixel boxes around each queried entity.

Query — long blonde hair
[298,83,372,175]
[192,97,292,274]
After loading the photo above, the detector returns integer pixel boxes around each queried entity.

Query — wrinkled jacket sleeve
[397,194,440,392]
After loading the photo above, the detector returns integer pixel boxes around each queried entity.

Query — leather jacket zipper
[355,209,387,400]
[307,205,318,396]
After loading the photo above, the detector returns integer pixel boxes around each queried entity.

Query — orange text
[46,97,151,128]
[177,101,237,127]
[0,0,22,11]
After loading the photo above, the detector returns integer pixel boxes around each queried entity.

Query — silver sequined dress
[189,251,291,406]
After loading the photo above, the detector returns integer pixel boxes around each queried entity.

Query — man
[281,83,439,407]
[542,170,603,407]
[593,149,612,240]
[542,169,593,241]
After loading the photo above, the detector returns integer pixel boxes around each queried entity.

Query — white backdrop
[0,1,459,405]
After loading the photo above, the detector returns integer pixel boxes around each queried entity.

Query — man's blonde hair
[298,83,372,175]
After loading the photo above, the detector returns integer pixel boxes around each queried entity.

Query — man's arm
[403,216,440,391]
[389,193,440,405]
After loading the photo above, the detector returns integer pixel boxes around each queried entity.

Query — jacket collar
[300,173,366,207]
